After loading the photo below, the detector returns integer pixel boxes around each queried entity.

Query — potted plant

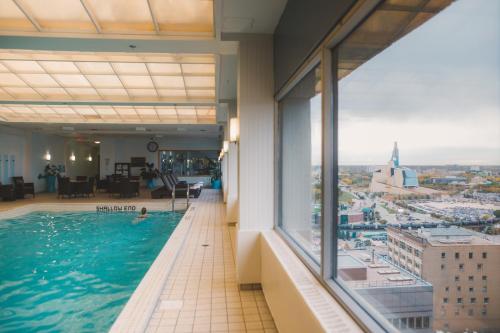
[210,159,222,189]
[140,162,158,189]
[38,164,61,193]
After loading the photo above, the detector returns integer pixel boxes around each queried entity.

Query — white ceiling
[0,0,288,136]
[221,0,287,33]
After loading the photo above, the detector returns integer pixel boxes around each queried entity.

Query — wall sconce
[218,150,224,161]
[87,154,93,162]
[229,117,239,142]
[44,151,51,161]
[94,140,101,144]
[223,140,229,153]
[69,152,76,162]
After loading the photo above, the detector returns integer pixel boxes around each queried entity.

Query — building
[387,226,500,333]
[338,250,434,332]
[430,176,467,185]
[370,142,440,196]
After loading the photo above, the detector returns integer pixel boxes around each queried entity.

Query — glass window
[334,0,498,332]
[278,64,322,265]
[159,150,219,176]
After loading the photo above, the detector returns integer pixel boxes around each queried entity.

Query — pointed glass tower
[391,141,399,167]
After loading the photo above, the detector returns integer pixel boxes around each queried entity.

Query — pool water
[0,210,183,332]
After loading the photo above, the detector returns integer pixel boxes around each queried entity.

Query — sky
[338,0,500,165]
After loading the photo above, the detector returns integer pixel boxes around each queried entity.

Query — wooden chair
[0,182,16,201]
[11,177,35,199]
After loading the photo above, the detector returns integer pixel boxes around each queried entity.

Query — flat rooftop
[338,250,430,289]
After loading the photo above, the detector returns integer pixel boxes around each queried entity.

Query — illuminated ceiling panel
[0,0,214,38]
[0,104,216,124]
[0,50,216,103]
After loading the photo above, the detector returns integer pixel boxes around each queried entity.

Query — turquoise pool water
[0,210,183,332]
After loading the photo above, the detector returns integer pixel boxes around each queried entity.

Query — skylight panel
[96,88,128,99]
[187,89,215,97]
[72,106,97,115]
[52,74,91,87]
[176,107,196,116]
[158,89,186,98]
[127,89,157,97]
[36,87,69,98]
[135,107,157,115]
[86,74,123,88]
[85,0,154,33]
[18,73,58,87]
[93,106,116,115]
[182,63,215,75]
[0,0,36,31]
[76,62,115,75]
[16,0,95,32]
[3,87,39,97]
[112,63,148,75]
[152,76,184,89]
[65,87,99,98]
[150,0,213,35]
[0,73,27,87]
[184,76,215,88]
[147,63,182,75]
[113,106,137,115]
[2,60,44,73]
[120,75,154,89]
[39,61,80,74]
[156,107,177,116]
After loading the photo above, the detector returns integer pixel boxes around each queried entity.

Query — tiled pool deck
[145,190,276,333]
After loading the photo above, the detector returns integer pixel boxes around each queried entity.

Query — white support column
[226,142,239,223]
[236,34,275,284]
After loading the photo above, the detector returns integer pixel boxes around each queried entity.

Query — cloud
[337,0,500,164]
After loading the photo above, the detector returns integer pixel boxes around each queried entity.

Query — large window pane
[336,0,499,332]
[279,65,322,265]
[159,150,218,177]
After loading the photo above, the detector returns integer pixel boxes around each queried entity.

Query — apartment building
[387,226,500,333]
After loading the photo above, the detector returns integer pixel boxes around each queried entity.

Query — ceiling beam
[0,36,238,55]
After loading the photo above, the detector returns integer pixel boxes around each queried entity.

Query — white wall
[0,125,28,185]
[0,124,101,192]
[236,34,275,284]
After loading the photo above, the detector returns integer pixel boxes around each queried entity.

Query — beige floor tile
[142,191,276,332]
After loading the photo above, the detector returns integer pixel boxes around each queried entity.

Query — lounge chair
[151,171,189,199]
[166,173,202,198]
[12,177,35,199]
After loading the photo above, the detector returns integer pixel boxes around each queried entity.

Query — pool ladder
[171,184,190,211]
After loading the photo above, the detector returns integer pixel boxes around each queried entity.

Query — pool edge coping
[0,201,186,220]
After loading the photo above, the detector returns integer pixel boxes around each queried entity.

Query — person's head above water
[141,207,147,215]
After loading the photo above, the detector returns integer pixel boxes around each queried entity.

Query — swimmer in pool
[138,207,148,218]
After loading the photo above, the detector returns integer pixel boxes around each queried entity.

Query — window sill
[260,230,364,333]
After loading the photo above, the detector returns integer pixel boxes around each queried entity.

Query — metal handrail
[171,183,191,212]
